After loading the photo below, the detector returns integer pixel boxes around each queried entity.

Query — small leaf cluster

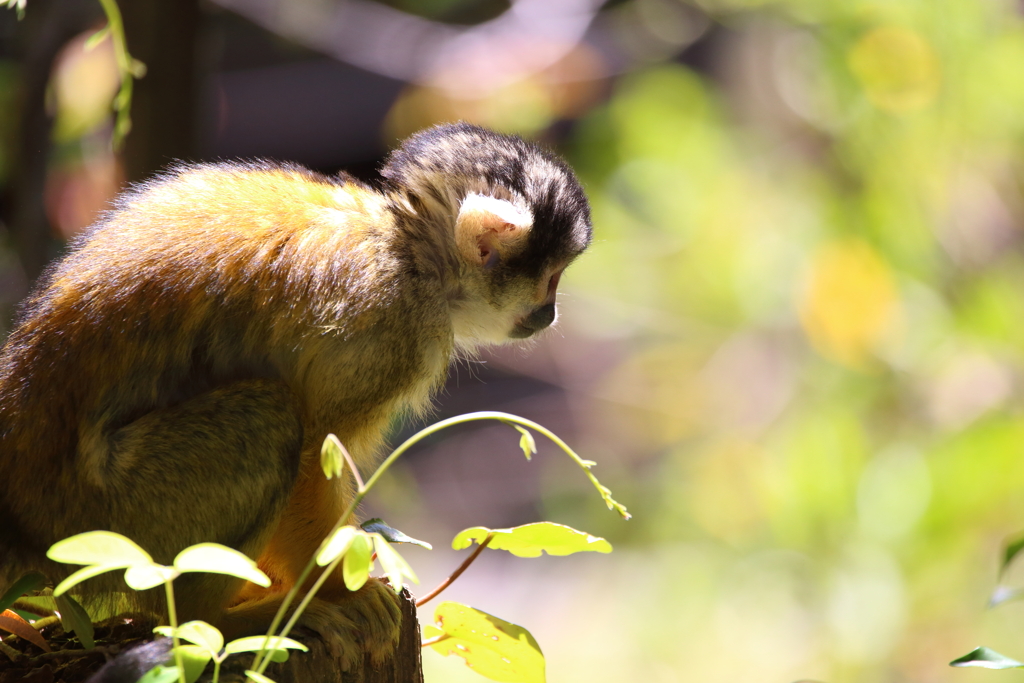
[950,534,1024,671]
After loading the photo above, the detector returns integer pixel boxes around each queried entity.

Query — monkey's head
[382,123,592,348]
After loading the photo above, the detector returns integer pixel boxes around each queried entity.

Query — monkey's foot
[296,578,404,671]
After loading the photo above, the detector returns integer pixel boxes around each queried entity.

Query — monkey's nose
[509,303,556,339]
[524,303,556,330]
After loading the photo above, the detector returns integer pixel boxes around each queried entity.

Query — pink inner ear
[478,232,501,268]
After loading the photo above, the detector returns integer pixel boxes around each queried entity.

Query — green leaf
[124,564,178,591]
[84,25,110,51]
[53,564,123,596]
[320,434,345,480]
[224,635,308,655]
[54,594,95,649]
[245,670,277,683]
[14,596,56,615]
[317,527,358,567]
[1,0,25,20]
[513,425,537,460]
[0,572,46,613]
[137,665,181,683]
[452,523,613,558]
[371,534,418,590]
[361,519,432,549]
[174,543,270,587]
[1003,534,1024,574]
[950,647,1024,669]
[48,531,153,568]
[426,602,545,683]
[155,621,224,657]
[342,532,373,591]
[177,644,213,683]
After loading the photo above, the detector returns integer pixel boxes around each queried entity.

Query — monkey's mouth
[509,303,556,339]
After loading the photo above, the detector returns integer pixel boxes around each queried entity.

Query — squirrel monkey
[0,123,591,666]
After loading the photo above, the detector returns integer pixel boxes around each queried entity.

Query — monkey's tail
[87,638,173,683]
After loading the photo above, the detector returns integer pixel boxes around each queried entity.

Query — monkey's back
[0,162,453,556]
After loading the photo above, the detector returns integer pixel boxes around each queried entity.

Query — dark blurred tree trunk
[4,0,100,284]
[120,0,201,182]
[2,0,202,288]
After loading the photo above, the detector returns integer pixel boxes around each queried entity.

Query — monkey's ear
[455,194,532,268]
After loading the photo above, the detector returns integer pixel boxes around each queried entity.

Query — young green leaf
[53,564,124,597]
[177,644,214,683]
[137,666,181,683]
[317,526,358,566]
[342,532,373,591]
[1,0,25,20]
[48,530,153,567]
[1003,535,1024,574]
[155,621,225,657]
[174,543,271,587]
[371,534,418,590]
[224,635,308,655]
[54,594,95,649]
[124,564,179,591]
[452,523,612,558]
[425,602,545,683]
[360,519,432,549]
[320,434,345,480]
[0,572,45,614]
[245,670,277,683]
[512,425,537,460]
[950,647,1024,669]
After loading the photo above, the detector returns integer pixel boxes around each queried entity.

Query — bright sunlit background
[5,0,1024,681]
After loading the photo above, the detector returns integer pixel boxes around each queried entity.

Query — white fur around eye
[459,193,533,229]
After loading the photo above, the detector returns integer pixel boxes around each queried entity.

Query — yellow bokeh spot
[848,26,940,113]
[51,30,120,142]
[686,439,767,543]
[384,77,554,141]
[593,343,707,450]
[799,240,901,367]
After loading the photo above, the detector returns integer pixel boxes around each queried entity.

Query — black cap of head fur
[382,122,592,277]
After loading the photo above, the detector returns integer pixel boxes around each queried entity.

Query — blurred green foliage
[539,0,1024,680]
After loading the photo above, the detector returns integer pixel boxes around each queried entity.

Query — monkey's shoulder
[45,162,398,296]
[94,161,390,246]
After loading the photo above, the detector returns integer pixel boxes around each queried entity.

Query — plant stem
[95,0,143,148]
[415,534,493,607]
[339,440,364,491]
[420,634,449,648]
[164,580,186,683]
[255,411,625,668]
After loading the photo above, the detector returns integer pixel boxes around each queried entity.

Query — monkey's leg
[223,454,402,670]
[84,378,303,623]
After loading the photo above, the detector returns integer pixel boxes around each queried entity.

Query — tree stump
[0,590,423,683]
